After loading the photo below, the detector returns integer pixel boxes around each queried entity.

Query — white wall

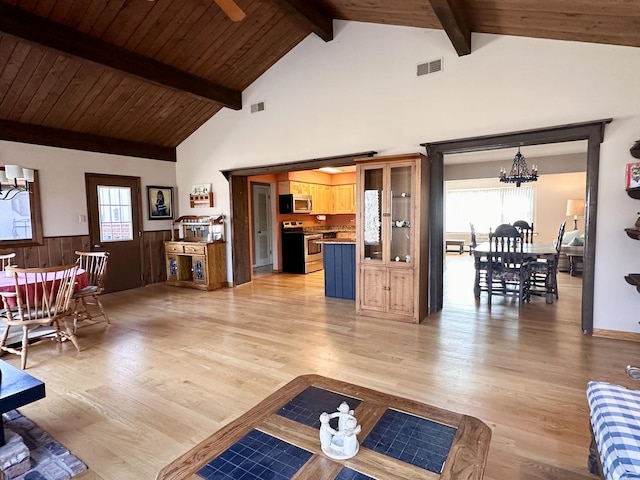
[176,21,640,333]
[0,141,177,236]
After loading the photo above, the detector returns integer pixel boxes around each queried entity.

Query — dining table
[473,242,558,303]
[0,267,88,309]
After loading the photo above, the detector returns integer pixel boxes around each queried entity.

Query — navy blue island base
[322,242,356,300]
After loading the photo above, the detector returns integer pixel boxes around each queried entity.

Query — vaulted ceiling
[0,0,638,162]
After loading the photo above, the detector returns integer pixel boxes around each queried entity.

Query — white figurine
[341,416,361,457]
[319,412,337,450]
[330,401,354,432]
[320,402,360,460]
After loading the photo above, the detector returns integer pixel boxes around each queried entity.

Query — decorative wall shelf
[625,274,640,294]
[627,187,640,200]
[189,193,214,208]
[625,228,640,241]
[625,227,640,294]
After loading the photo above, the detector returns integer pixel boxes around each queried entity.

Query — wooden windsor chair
[73,251,110,332]
[0,263,80,369]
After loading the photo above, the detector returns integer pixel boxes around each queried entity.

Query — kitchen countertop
[313,238,355,244]
[303,226,356,234]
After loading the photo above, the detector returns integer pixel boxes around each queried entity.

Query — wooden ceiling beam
[428,0,472,56]
[271,0,334,42]
[0,4,242,110]
[0,120,176,162]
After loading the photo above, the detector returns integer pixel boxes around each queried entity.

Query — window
[0,168,43,247]
[98,185,134,242]
[446,185,535,234]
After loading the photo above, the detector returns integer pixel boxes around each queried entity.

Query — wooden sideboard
[165,241,226,291]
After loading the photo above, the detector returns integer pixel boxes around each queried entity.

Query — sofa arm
[587,381,640,480]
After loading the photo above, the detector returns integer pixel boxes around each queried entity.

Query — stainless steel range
[281,221,323,274]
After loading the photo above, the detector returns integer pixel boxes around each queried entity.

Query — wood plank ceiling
[0,0,637,161]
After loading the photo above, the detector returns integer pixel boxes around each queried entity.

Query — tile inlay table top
[156,374,492,480]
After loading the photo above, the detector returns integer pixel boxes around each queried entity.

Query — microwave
[279,194,313,214]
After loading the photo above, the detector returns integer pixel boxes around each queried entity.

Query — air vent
[417,58,443,76]
[250,101,265,113]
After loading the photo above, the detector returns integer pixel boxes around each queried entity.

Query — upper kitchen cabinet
[355,153,430,323]
[333,184,356,214]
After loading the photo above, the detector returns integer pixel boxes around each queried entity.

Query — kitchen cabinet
[332,184,356,214]
[279,181,309,196]
[355,153,429,323]
[316,184,332,214]
[279,180,350,214]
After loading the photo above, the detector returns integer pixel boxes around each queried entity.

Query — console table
[165,241,226,291]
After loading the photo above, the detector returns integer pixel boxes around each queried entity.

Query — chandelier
[0,165,34,201]
[498,147,538,187]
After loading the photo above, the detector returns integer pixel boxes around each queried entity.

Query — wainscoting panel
[1,230,170,287]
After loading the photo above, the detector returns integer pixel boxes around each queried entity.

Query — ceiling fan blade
[213,0,246,22]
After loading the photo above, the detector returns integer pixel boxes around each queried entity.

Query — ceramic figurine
[319,402,360,460]
[319,412,337,450]
[341,416,361,457]
[330,401,354,432]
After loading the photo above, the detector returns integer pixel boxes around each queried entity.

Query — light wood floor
[11,255,635,480]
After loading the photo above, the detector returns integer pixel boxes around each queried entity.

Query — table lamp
[566,199,585,230]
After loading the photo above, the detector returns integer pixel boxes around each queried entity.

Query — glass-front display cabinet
[356,154,429,324]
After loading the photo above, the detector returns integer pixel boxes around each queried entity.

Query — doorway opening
[85,173,144,293]
[441,144,587,317]
[251,182,273,276]
[423,118,611,334]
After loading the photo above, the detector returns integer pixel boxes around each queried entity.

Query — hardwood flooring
[11,255,634,480]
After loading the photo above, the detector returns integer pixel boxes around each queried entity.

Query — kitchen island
[315,237,355,300]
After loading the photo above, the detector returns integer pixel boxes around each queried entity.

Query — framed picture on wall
[147,186,173,220]
[626,163,640,190]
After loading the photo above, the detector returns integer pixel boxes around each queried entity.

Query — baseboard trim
[592,328,640,343]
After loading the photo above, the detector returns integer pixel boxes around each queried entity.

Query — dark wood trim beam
[0,120,176,162]
[422,119,612,154]
[221,151,376,179]
[0,4,242,110]
[428,0,472,56]
[271,0,334,42]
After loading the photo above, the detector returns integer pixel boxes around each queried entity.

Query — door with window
[85,174,143,293]
[251,183,272,268]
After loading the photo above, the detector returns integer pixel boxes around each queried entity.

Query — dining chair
[470,223,488,296]
[487,224,531,305]
[73,251,110,332]
[0,252,16,272]
[0,263,80,369]
[513,220,534,243]
[530,221,566,300]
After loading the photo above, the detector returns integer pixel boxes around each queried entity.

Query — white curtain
[446,185,535,234]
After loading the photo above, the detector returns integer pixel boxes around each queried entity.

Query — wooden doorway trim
[422,118,611,335]
[224,151,377,286]
[230,175,251,286]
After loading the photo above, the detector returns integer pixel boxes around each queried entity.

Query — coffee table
[0,360,46,445]
[156,374,491,480]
